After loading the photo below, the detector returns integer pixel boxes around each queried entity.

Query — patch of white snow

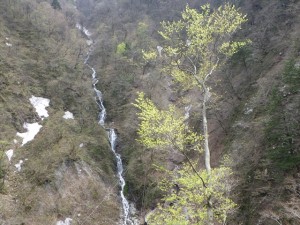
[29,96,50,119]
[15,160,23,172]
[17,122,42,146]
[79,143,84,148]
[56,218,72,225]
[5,149,14,161]
[63,111,74,119]
[13,139,18,144]
[6,43,12,47]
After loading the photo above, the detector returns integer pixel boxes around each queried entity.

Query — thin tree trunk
[203,85,213,224]
[203,86,211,174]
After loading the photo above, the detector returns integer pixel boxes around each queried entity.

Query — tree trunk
[203,85,213,225]
[203,86,211,174]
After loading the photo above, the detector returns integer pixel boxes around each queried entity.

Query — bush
[116,42,127,55]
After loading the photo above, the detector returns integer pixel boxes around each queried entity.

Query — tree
[116,42,127,55]
[134,93,236,224]
[133,92,202,166]
[144,3,248,175]
[148,164,236,225]
[138,3,248,224]
[145,4,249,173]
[51,0,61,10]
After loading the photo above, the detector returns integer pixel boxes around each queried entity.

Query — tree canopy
[145,3,248,88]
[133,92,202,152]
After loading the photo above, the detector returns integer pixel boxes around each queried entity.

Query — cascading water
[91,67,106,126]
[109,129,133,225]
[78,24,136,225]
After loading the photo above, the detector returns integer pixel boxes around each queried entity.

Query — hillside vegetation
[77,0,300,224]
[0,0,120,224]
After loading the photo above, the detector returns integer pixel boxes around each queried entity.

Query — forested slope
[77,0,300,224]
[0,1,120,224]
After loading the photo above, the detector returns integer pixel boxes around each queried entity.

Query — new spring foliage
[133,92,202,152]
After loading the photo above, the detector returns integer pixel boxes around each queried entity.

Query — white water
[90,67,106,126]
[81,25,136,225]
[109,129,133,225]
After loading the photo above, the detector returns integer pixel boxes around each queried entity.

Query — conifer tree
[51,0,61,10]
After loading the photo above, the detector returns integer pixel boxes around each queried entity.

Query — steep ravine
[80,23,138,224]
[76,0,300,224]
[0,0,299,224]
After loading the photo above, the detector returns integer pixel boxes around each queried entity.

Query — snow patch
[17,123,42,146]
[56,218,72,225]
[13,139,18,144]
[5,149,14,161]
[29,96,50,119]
[15,160,23,172]
[63,111,74,119]
[79,143,84,148]
[6,42,12,47]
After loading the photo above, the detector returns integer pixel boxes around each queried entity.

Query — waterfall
[109,129,133,225]
[91,68,106,126]
[79,24,136,225]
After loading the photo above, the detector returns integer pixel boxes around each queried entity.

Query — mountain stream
[78,24,137,225]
